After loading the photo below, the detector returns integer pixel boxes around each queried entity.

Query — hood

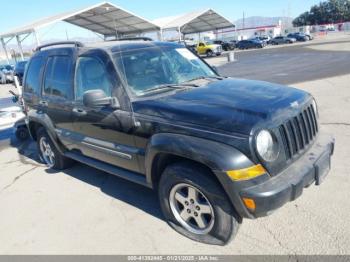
[133,78,310,135]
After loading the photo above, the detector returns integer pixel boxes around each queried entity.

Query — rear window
[43,56,72,99]
[24,56,45,94]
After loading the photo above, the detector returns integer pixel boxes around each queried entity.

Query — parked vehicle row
[0,61,28,85]
[177,32,314,55]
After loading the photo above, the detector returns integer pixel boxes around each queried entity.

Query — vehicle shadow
[8,135,164,221]
[47,164,163,220]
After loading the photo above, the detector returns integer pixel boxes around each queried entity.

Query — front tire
[158,162,240,246]
[206,50,214,57]
[36,127,74,170]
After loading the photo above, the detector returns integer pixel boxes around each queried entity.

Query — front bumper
[239,133,334,218]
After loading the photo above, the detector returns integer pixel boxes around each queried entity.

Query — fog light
[242,197,256,211]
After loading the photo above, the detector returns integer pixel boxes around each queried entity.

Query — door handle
[72,107,87,116]
[39,100,48,106]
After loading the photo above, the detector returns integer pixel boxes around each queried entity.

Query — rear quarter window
[23,56,45,94]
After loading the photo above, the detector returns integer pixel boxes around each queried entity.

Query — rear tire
[36,127,74,170]
[158,162,240,246]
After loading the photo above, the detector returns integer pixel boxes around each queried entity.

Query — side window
[74,56,112,101]
[43,56,72,99]
[24,56,45,94]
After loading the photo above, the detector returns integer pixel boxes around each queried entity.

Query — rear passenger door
[41,53,75,148]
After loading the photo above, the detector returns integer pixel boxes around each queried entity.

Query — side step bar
[65,152,150,188]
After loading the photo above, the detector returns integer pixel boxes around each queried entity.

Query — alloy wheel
[169,183,215,235]
[39,137,55,168]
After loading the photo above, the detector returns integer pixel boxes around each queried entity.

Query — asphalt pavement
[217,38,350,85]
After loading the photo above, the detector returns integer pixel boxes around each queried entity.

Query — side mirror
[83,89,120,109]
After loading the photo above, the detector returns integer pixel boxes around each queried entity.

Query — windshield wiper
[186,76,225,82]
[140,83,199,95]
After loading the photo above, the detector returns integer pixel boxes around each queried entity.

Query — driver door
[71,53,140,173]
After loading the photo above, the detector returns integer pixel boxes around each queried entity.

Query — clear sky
[0,0,321,34]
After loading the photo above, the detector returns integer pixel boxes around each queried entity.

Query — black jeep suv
[23,41,334,246]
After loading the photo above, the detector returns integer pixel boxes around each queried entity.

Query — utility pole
[242,11,245,40]
[65,29,69,41]
[243,11,245,30]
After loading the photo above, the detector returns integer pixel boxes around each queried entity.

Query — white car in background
[0,65,14,84]
[0,97,25,131]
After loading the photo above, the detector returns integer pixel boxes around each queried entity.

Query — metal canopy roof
[154,9,234,34]
[0,2,160,39]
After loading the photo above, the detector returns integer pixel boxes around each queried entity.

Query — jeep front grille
[279,104,318,160]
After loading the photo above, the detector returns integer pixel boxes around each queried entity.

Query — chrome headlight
[256,130,279,162]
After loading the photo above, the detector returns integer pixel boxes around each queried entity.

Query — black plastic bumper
[240,133,335,218]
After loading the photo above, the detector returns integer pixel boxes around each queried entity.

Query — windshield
[114,46,216,96]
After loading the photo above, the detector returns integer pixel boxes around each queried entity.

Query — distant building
[215,23,282,41]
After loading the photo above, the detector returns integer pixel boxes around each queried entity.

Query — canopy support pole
[178,27,182,41]
[16,35,24,61]
[33,30,41,47]
[1,38,10,64]
[157,29,163,41]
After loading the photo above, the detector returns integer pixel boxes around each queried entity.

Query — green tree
[293,0,350,26]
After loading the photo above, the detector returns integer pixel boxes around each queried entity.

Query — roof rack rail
[35,41,84,52]
[107,37,153,42]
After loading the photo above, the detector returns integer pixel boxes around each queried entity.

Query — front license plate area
[315,153,331,186]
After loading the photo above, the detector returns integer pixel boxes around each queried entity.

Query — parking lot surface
[0,36,349,255]
[217,34,350,85]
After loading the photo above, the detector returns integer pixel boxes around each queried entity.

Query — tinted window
[74,57,112,101]
[24,56,45,94]
[44,56,72,99]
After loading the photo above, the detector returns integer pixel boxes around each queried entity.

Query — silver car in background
[270,36,297,45]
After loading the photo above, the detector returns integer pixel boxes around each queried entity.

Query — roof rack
[35,41,84,52]
[107,37,153,42]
